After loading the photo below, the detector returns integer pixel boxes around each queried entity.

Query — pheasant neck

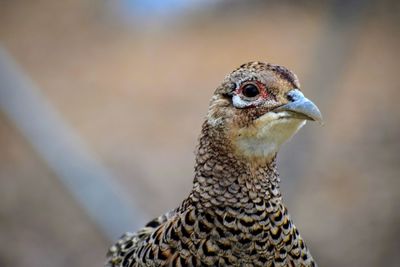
[189,123,282,211]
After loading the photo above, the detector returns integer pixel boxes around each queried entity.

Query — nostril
[286,89,303,102]
[287,93,295,102]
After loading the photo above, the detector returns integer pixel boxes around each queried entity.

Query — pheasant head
[205,61,322,164]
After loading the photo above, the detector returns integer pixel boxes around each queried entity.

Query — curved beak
[274,89,323,123]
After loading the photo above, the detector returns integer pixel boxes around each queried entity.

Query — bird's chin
[232,111,306,162]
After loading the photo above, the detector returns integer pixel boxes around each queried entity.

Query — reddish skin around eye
[238,81,269,99]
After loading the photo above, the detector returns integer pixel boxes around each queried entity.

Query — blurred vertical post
[0,46,146,240]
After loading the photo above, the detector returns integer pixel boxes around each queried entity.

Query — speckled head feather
[208,62,311,164]
[210,62,301,127]
[216,61,300,96]
[106,61,321,267]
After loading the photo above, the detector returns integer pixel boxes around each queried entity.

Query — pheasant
[106,61,322,267]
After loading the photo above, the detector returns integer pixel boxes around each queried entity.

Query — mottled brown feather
[106,62,317,267]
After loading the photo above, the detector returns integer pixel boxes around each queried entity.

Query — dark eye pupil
[242,84,260,98]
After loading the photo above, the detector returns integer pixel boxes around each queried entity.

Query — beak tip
[309,108,323,124]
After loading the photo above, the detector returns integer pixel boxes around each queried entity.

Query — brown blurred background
[0,0,399,266]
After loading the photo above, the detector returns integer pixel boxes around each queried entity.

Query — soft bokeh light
[0,1,399,266]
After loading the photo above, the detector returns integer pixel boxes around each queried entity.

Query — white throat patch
[233,111,306,161]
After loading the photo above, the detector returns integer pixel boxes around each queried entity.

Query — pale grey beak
[274,89,323,123]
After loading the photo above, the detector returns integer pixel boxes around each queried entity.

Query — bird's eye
[242,83,260,98]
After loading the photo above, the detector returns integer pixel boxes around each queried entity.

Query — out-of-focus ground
[0,1,399,266]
